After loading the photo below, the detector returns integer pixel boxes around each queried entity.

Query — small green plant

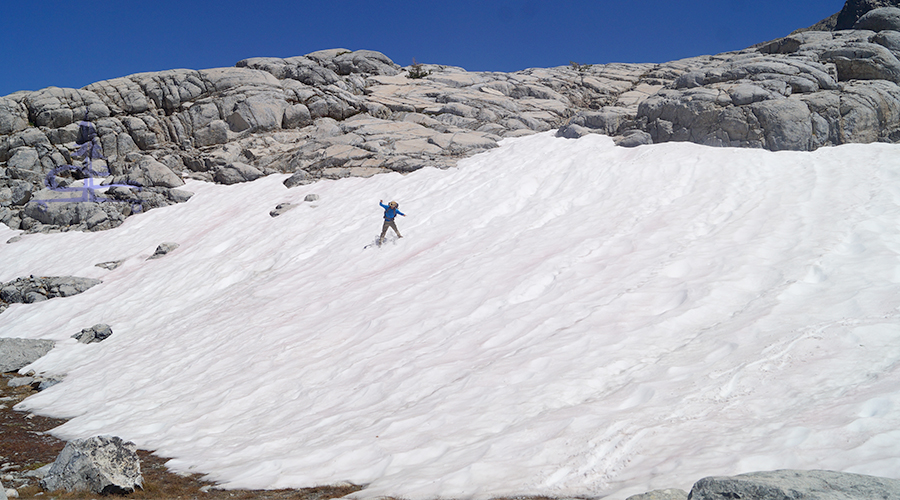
[406,58,432,79]
[570,61,593,73]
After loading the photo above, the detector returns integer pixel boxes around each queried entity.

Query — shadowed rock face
[835,0,900,29]
[4,1,900,232]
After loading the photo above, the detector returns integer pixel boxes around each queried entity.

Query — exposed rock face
[835,0,900,29]
[626,488,688,500]
[72,324,113,344]
[94,259,124,270]
[5,2,900,231]
[688,470,900,500]
[40,435,143,495]
[0,338,55,372]
[147,242,179,259]
[0,276,102,314]
[621,25,900,150]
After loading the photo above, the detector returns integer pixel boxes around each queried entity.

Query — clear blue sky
[0,0,844,97]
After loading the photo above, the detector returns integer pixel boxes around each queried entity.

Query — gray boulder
[40,435,143,495]
[214,162,264,184]
[616,130,653,147]
[6,147,39,173]
[556,122,592,139]
[8,179,32,206]
[49,276,104,297]
[269,202,297,217]
[0,338,55,373]
[7,374,61,390]
[750,98,814,151]
[72,324,113,344]
[115,157,184,188]
[24,290,49,303]
[0,97,27,135]
[284,169,313,188]
[147,241,179,260]
[835,0,900,30]
[283,103,313,129]
[821,42,900,83]
[95,259,125,270]
[165,188,194,203]
[853,6,900,31]
[873,29,900,51]
[688,470,900,500]
[230,94,286,132]
[626,488,688,500]
[7,375,35,388]
[193,120,229,147]
[331,49,401,76]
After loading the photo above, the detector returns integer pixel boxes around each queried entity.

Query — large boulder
[213,161,264,184]
[626,489,688,500]
[853,6,900,31]
[230,93,287,132]
[750,98,814,150]
[40,436,143,495]
[0,97,28,135]
[331,49,401,76]
[0,338,55,373]
[115,157,184,188]
[820,42,900,83]
[835,0,900,30]
[72,324,113,344]
[688,470,900,500]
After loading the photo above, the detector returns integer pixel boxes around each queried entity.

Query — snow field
[1,132,900,499]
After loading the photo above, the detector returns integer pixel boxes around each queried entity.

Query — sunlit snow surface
[3,132,900,499]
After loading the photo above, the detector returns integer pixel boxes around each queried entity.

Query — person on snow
[379,200,405,243]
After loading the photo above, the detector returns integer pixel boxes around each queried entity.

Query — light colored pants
[380,220,401,240]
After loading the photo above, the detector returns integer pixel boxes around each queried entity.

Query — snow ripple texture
[2,132,900,499]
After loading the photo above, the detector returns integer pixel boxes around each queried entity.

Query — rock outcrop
[626,488,688,500]
[0,276,102,313]
[0,338,55,372]
[688,469,900,500]
[147,242,179,260]
[40,435,143,495]
[5,1,900,232]
[72,323,113,344]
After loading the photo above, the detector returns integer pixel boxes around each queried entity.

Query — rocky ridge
[4,3,900,233]
[1,47,624,233]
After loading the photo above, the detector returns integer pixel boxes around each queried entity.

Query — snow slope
[2,132,900,499]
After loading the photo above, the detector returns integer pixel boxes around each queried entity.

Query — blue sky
[1,0,844,97]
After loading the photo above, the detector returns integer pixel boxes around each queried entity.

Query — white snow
[3,132,900,499]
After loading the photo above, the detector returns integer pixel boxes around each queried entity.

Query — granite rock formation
[687,469,900,500]
[4,1,900,233]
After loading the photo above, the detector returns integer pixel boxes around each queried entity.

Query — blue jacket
[380,202,405,220]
